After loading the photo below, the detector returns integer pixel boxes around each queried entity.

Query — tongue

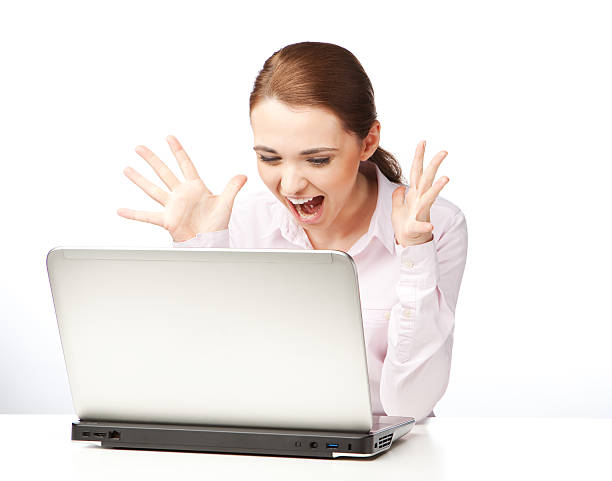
[301,195,324,215]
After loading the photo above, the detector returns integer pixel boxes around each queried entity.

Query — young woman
[117,42,468,422]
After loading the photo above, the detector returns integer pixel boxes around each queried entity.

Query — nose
[280,164,308,196]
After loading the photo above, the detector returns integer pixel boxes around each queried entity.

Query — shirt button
[402,260,414,269]
[384,311,391,320]
[402,308,412,318]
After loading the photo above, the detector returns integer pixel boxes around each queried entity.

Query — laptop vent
[378,433,393,449]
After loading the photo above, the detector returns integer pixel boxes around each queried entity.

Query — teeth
[288,196,315,205]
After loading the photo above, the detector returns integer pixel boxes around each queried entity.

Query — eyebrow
[253,145,338,155]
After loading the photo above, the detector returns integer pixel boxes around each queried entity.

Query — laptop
[46,246,414,458]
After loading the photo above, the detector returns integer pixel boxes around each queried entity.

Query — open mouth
[286,195,325,224]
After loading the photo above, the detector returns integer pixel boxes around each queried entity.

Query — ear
[360,121,381,161]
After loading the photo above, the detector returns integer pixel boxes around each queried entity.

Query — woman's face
[250,98,377,233]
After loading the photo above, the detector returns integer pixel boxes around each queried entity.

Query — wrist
[172,232,198,243]
[395,232,434,247]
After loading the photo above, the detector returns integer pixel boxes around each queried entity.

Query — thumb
[221,174,248,207]
[392,186,406,209]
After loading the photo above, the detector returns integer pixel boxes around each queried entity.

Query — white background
[1,0,610,416]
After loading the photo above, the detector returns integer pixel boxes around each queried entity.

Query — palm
[117,135,247,242]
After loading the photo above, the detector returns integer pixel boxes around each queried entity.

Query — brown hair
[249,41,405,184]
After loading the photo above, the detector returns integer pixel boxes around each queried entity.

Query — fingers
[411,221,435,234]
[392,185,407,209]
[116,208,164,227]
[419,151,448,192]
[166,135,203,184]
[409,140,426,189]
[220,174,248,207]
[420,176,450,208]
[123,167,170,206]
[135,145,181,191]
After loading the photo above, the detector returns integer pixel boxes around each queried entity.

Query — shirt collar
[270,161,402,255]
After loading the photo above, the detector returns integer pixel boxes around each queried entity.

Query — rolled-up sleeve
[380,209,468,422]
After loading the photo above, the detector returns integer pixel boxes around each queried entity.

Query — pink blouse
[172,161,468,422]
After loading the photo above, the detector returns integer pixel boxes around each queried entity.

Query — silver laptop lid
[47,247,373,432]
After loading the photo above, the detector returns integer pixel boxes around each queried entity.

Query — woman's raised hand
[117,135,247,242]
[391,140,449,247]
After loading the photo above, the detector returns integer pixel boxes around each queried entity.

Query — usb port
[326,443,339,448]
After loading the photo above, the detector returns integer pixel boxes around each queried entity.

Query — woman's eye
[308,157,330,166]
[258,155,280,162]
[257,155,330,165]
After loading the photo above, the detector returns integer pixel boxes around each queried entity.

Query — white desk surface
[1,415,609,481]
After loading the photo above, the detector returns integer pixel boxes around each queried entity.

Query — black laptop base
[72,417,415,459]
